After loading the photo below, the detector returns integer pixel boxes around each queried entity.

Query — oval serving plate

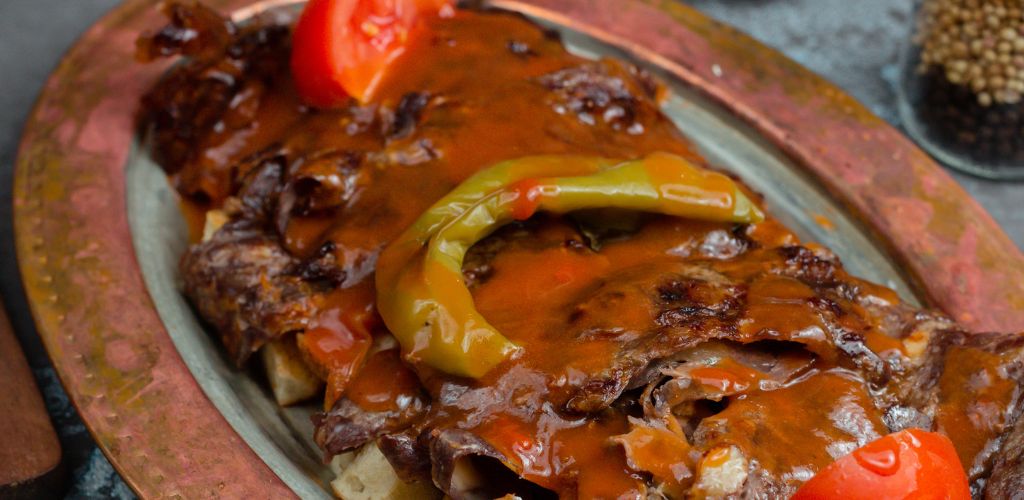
[14,0,1024,497]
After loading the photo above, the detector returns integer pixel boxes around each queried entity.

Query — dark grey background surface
[0,0,1020,497]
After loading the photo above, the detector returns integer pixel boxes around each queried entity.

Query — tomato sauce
[147,5,1023,497]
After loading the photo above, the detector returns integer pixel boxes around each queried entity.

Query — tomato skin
[291,0,347,108]
[792,429,970,500]
[290,0,452,107]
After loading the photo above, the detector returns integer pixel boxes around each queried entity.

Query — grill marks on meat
[539,61,655,135]
[429,429,520,498]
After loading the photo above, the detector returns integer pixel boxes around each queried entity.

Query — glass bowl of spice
[898,0,1024,179]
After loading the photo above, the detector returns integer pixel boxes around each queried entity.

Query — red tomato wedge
[290,0,453,107]
[792,429,970,500]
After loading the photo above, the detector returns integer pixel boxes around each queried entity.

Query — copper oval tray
[14,0,1024,497]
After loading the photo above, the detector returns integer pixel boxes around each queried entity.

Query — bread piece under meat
[332,442,440,500]
[260,336,324,406]
[202,209,230,241]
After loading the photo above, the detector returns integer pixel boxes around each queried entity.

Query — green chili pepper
[376,152,764,378]
[382,155,617,262]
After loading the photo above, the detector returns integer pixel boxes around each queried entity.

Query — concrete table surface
[0,0,1020,497]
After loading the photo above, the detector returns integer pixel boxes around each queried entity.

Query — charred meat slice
[138,2,292,201]
[136,2,235,62]
[896,329,1024,488]
[314,350,429,456]
[314,395,427,458]
[282,150,368,216]
[384,92,432,140]
[377,431,434,483]
[642,341,816,434]
[313,394,420,458]
[986,408,1024,500]
[611,417,696,497]
[181,220,317,365]
[231,149,287,223]
[429,429,557,500]
[559,262,745,413]
[691,370,887,497]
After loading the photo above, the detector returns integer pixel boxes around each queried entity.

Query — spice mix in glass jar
[900,0,1024,179]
